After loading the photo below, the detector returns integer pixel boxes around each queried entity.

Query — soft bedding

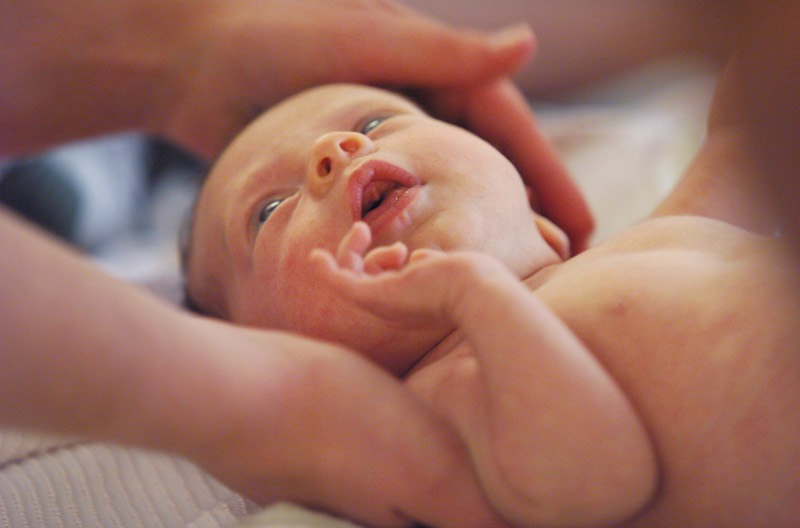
[0,59,715,528]
[0,431,257,527]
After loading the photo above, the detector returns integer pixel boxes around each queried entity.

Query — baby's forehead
[218,84,424,175]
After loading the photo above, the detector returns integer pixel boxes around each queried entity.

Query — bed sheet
[0,59,716,528]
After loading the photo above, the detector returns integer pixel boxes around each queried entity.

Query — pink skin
[188,87,660,524]
[187,84,565,375]
[347,160,423,237]
[310,220,661,527]
[308,221,446,324]
[310,221,502,327]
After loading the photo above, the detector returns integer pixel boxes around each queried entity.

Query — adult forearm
[0,208,225,450]
[0,0,538,161]
[0,210,506,527]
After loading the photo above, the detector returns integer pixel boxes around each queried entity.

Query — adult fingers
[349,21,536,88]
[422,80,595,254]
[236,337,508,527]
[290,0,535,88]
[158,1,535,159]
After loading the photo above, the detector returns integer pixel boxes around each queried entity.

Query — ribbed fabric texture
[0,430,257,528]
[236,504,361,528]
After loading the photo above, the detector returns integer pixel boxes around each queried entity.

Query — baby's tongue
[362,180,397,216]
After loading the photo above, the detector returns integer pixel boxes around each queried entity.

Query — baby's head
[183,83,567,374]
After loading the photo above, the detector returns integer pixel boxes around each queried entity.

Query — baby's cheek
[230,287,281,328]
[229,263,292,329]
[274,260,336,331]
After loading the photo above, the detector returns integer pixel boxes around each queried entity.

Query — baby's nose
[309,132,375,197]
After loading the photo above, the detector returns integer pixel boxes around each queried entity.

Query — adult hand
[0,0,531,158]
[149,0,537,160]
[178,318,507,528]
[1,0,590,248]
[0,208,504,528]
[418,80,595,253]
[161,0,593,249]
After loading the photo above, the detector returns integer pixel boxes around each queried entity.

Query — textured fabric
[0,430,258,528]
[236,504,362,528]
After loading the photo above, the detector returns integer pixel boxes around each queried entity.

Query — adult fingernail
[489,24,534,50]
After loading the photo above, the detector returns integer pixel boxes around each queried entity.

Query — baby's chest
[538,249,800,486]
[537,251,753,415]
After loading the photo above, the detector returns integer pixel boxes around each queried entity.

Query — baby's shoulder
[550,215,784,283]
[534,215,793,334]
[585,214,775,258]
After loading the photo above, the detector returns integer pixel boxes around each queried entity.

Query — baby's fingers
[309,248,367,299]
[309,248,341,277]
[409,248,444,263]
[364,242,408,274]
[336,222,372,272]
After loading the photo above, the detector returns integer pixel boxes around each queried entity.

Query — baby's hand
[319,221,410,275]
[310,222,473,324]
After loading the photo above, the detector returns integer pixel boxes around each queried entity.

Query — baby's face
[187,84,563,374]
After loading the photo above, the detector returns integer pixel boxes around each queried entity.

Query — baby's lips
[346,159,420,221]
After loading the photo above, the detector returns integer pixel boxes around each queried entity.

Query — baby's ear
[535,214,571,260]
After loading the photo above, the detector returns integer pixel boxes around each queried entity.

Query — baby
[182,83,800,527]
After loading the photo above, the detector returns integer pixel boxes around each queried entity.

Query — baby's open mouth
[348,160,421,226]
[361,180,403,217]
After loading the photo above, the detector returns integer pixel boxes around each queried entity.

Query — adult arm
[732,1,800,246]
[0,209,504,528]
[312,224,657,527]
[651,2,797,237]
[398,0,751,250]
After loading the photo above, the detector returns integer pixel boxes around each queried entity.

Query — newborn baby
[183,83,800,527]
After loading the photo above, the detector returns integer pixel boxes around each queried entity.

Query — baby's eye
[359,116,390,135]
[257,197,285,228]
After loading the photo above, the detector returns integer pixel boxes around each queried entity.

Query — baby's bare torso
[531,216,800,526]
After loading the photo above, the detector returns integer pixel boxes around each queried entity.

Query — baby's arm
[312,223,658,527]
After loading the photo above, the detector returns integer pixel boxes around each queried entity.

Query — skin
[0,214,504,527]
[4,1,798,526]
[187,84,568,374]
[2,1,600,526]
[399,0,744,96]
[188,83,800,526]
[0,0,592,249]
